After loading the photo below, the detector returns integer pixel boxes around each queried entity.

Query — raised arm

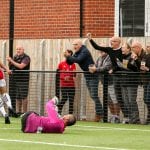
[67,49,89,64]
[67,44,94,66]
[87,33,111,53]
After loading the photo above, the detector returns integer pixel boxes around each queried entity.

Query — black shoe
[9,108,19,118]
[131,118,141,124]
[5,116,11,124]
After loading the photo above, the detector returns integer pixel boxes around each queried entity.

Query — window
[119,0,145,37]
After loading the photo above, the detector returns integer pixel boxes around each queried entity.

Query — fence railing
[5,70,150,124]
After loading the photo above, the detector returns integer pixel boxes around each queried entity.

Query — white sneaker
[110,115,120,123]
[122,118,130,124]
[37,126,43,134]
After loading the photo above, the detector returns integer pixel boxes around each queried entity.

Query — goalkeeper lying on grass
[21,96,76,133]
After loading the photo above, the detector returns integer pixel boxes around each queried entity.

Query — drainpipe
[9,0,15,111]
[103,74,108,123]
[9,0,14,58]
[119,0,123,37]
[80,0,83,37]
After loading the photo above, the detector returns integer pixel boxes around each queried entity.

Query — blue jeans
[84,73,103,116]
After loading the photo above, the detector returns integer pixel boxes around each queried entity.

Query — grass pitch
[0,117,149,150]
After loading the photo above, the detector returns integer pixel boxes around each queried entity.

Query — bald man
[87,33,127,123]
[131,41,150,124]
[67,39,103,122]
[131,41,148,70]
[131,41,143,56]
[7,46,30,116]
[87,33,123,71]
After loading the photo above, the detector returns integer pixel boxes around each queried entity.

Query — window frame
[115,0,148,36]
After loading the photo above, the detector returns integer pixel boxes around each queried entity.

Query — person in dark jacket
[67,39,103,122]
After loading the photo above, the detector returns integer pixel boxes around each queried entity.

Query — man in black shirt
[7,46,30,116]
[86,33,127,123]
[87,33,122,71]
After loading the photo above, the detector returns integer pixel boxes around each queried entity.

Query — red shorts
[0,71,4,80]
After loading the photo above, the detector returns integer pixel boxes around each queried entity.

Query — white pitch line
[0,125,150,132]
[0,128,19,130]
[74,125,150,132]
[0,138,133,150]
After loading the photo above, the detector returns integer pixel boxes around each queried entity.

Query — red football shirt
[58,61,76,87]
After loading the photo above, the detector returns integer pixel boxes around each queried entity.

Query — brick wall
[0,0,9,39]
[83,0,114,37]
[0,0,114,39]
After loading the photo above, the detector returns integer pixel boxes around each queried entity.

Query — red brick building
[0,0,114,39]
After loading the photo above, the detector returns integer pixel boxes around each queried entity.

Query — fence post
[80,74,87,120]
[103,73,108,122]
[38,39,46,115]
[2,41,7,65]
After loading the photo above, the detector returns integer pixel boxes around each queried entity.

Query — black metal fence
[5,70,150,124]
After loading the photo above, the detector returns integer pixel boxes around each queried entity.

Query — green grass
[0,117,149,150]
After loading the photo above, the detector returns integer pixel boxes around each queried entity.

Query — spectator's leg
[121,86,130,120]
[143,83,150,123]
[22,98,28,113]
[114,76,128,118]
[85,76,103,121]
[16,99,22,114]
[55,69,60,99]
[68,87,75,114]
[57,87,68,114]
[127,86,140,124]
[108,84,120,123]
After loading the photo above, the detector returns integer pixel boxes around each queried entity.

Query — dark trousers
[113,75,129,118]
[121,85,139,121]
[58,87,75,114]
[143,83,150,121]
